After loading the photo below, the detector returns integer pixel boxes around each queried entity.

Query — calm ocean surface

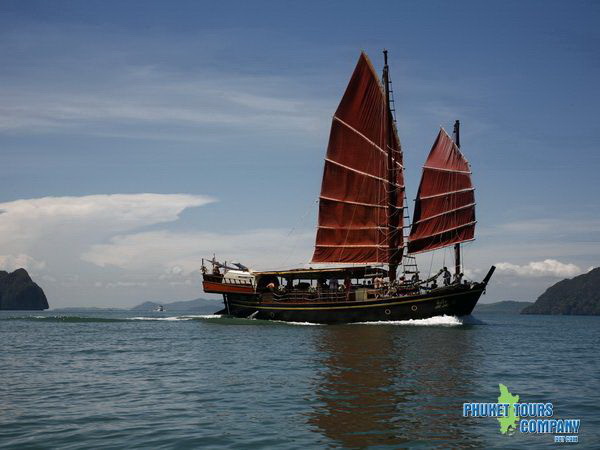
[1,310,598,449]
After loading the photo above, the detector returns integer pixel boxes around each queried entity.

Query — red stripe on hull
[202,280,255,294]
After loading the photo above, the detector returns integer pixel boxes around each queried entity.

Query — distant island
[131,297,217,313]
[51,298,219,313]
[474,300,533,314]
[0,268,49,310]
[522,267,600,315]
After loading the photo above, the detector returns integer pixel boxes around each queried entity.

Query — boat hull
[203,280,255,294]
[220,284,485,324]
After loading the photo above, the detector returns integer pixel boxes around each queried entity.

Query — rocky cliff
[521,267,600,315]
[0,268,49,310]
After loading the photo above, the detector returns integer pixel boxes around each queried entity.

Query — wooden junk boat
[202,50,495,324]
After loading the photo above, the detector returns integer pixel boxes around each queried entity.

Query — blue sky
[1,0,598,307]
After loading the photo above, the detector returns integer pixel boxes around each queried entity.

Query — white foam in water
[130,316,186,321]
[128,314,471,326]
[354,314,464,326]
[203,316,322,325]
[275,320,323,326]
[130,315,223,321]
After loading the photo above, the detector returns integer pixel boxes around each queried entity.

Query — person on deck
[344,276,351,291]
[442,267,451,286]
[374,276,384,289]
[318,277,327,290]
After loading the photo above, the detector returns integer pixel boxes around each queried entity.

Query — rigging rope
[276,198,317,269]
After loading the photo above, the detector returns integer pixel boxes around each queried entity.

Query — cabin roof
[252,266,388,280]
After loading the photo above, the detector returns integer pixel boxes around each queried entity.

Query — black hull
[221,284,486,324]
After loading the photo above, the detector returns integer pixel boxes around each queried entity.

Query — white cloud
[82,229,313,274]
[0,193,214,250]
[462,268,482,279]
[0,69,328,139]
[0,254,46,272]
[0,192,214,302]
[0,192,317,306]
[494,259,583,278]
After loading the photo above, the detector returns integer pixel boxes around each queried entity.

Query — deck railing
[271,289,348,302]
[222,278,255,286]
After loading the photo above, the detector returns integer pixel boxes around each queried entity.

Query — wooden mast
[383,50,399,281]
[453,119,461,279]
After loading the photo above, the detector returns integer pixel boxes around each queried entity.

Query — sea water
[1,310,598,448]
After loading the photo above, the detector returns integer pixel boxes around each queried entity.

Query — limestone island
[522,267,600,315]
[0,268,49,310]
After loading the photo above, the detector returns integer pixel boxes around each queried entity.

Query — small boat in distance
[202,50,495,324]
[154,305,165,312]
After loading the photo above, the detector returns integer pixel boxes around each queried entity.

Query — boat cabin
[203,261,424,302]
[254,267,391,302]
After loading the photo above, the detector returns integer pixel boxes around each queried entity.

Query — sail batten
[319,195,386,209]
[411,203,476,225]
[408,129,476,254]
[325,158,390,182]
[312,52,404,264]
[333,116,387,155]
[410,221,477,240]
[419,187,474,200]
[318,226,387,230]
[316,244,388,248]
[423,166,472,174]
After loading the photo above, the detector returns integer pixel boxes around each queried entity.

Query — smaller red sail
[407,129,475,254]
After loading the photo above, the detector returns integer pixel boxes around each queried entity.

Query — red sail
[407,129,475,254]
[312,52,404,263]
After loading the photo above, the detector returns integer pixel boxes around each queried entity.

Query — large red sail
[312,53,404,264]
[407,129,475,254]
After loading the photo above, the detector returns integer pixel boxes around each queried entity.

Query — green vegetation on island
[522,267,600,315]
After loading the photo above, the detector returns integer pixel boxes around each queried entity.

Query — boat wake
[272,320,323,326]
[156,314,324,326]
[191,314,478,326]
[130,314,222,321]
[353,315,468,327]
[0,313,485,326]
